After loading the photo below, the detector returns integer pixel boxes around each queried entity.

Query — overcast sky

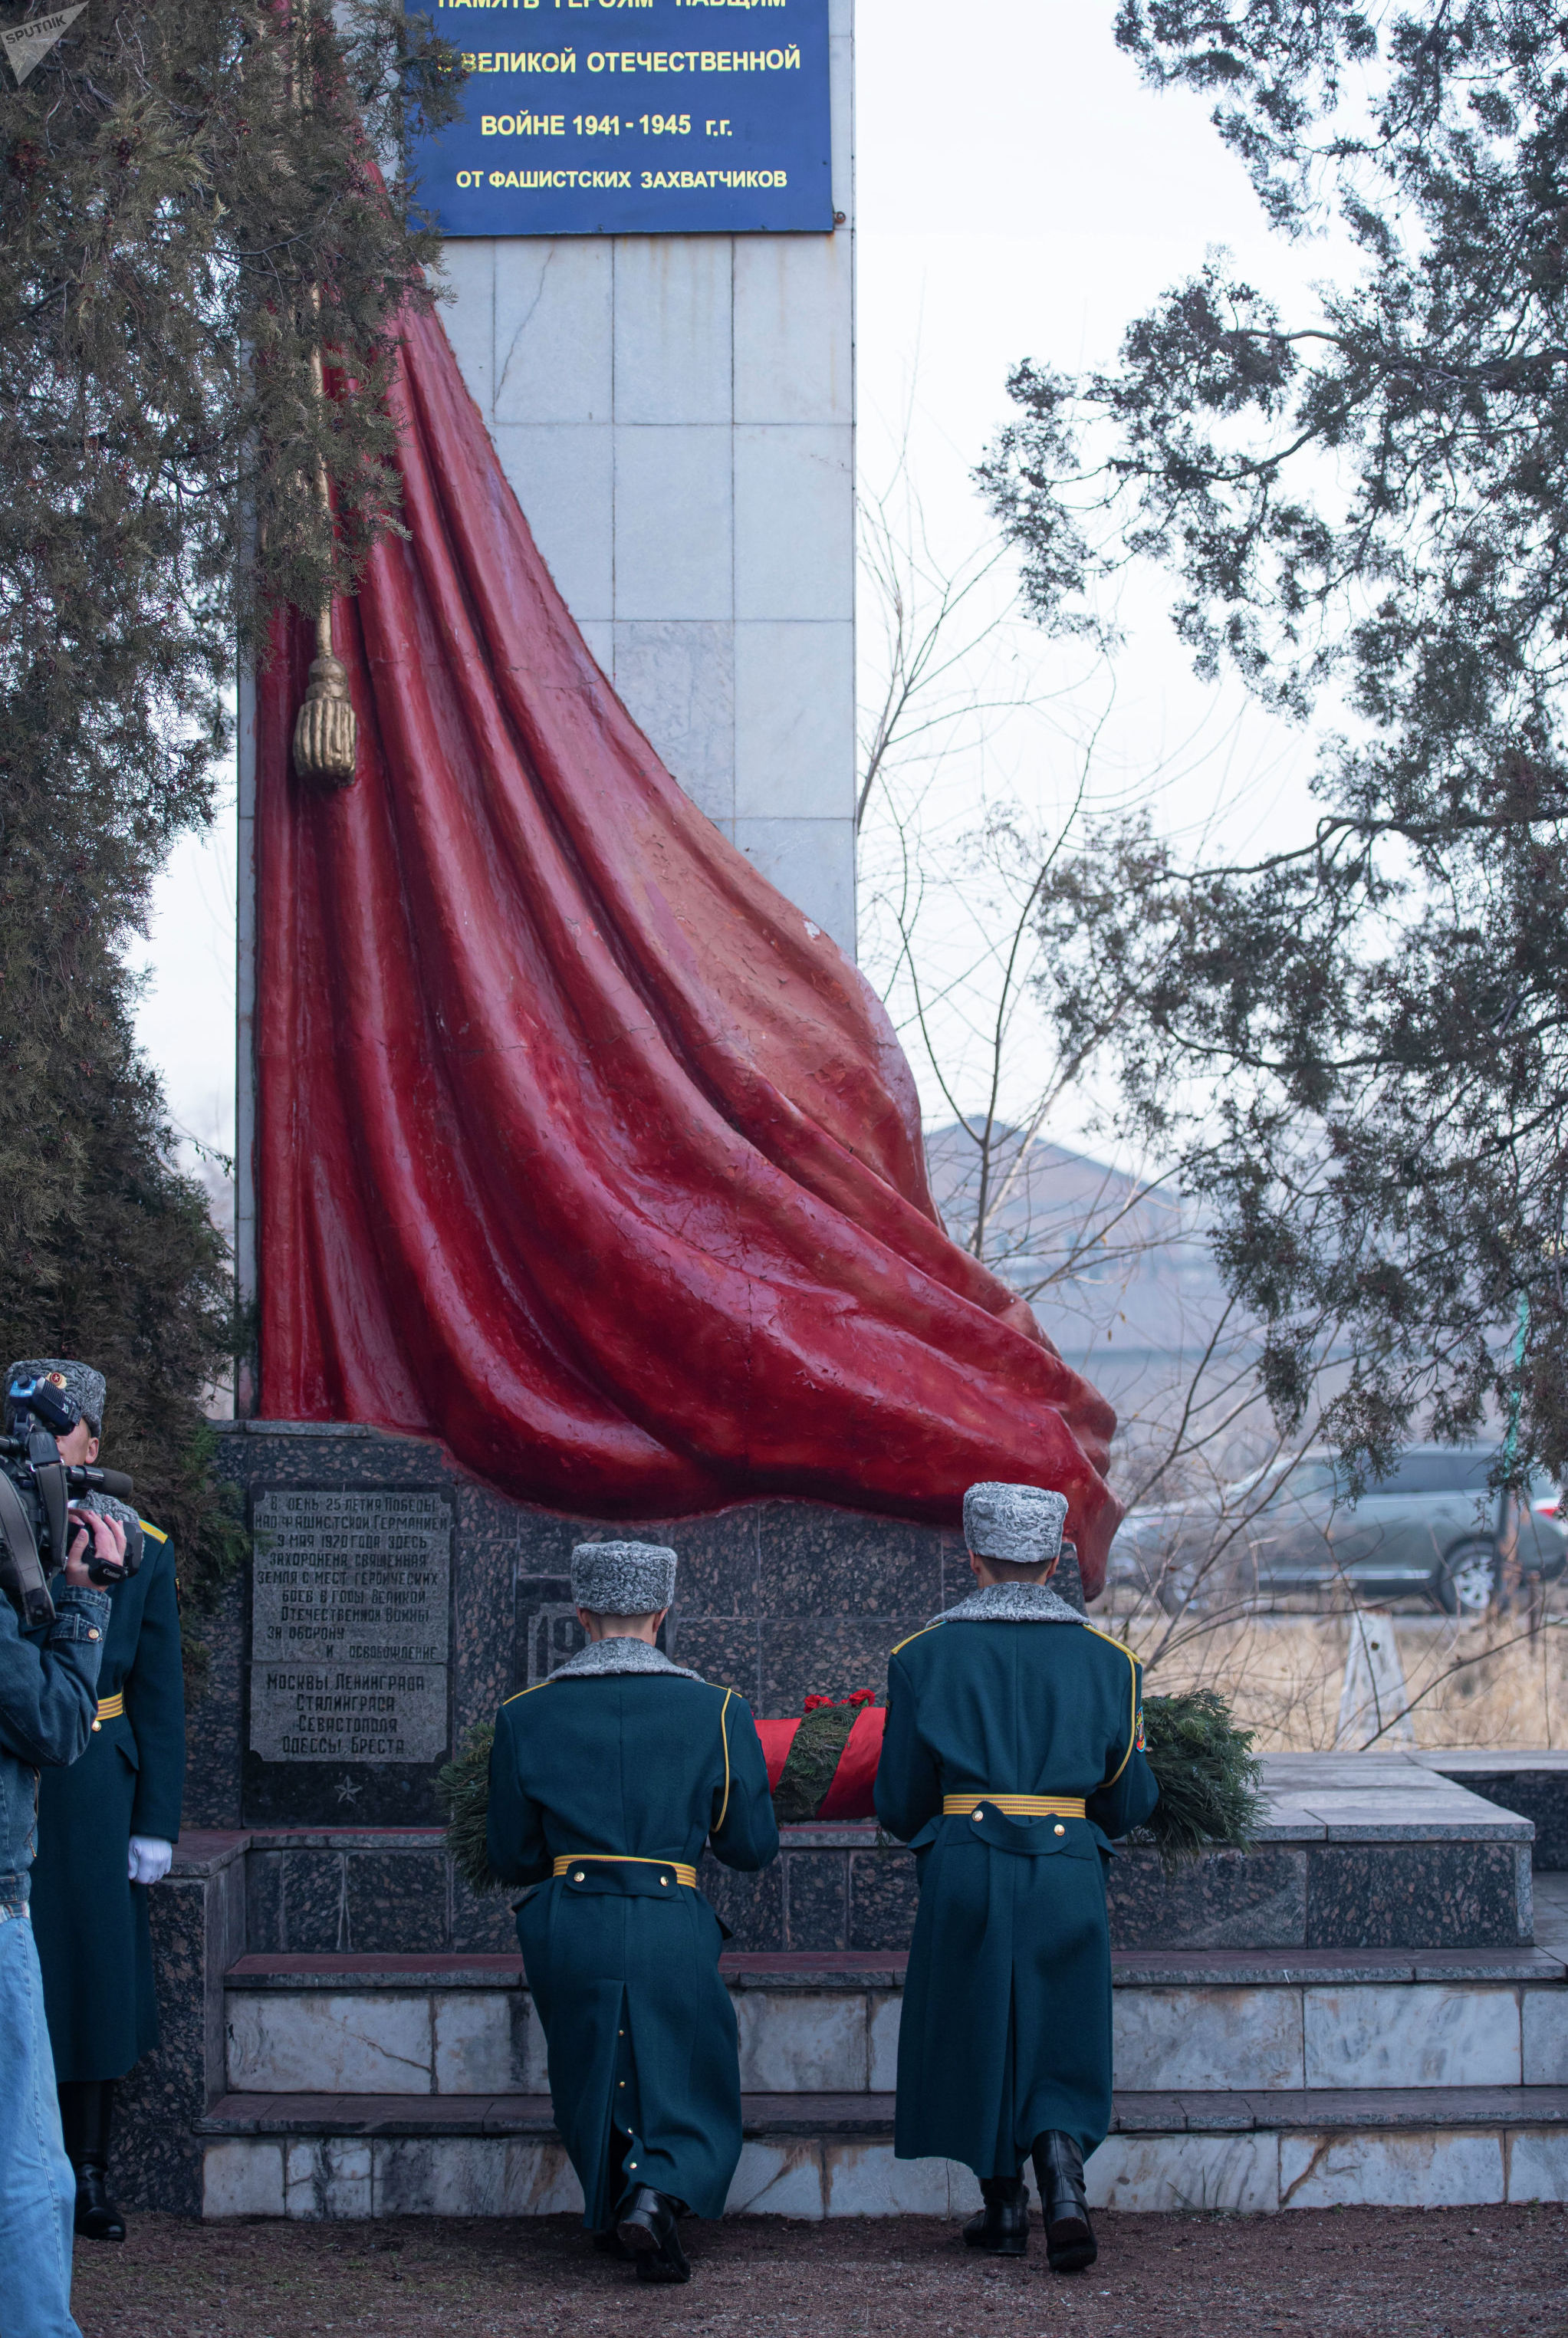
[131,0,1336,1166]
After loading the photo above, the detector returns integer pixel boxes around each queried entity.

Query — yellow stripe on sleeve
[715,1687,735,1833]
[1083,1626,1141,1788]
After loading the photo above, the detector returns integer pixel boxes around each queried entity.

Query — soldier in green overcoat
[487,1540,778,2283]
[876,1481,1159,2272]
[15,1360,186,2246]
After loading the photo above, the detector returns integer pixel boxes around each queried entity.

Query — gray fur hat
[962,1481,1069,1566]
[7,1358,107,1435]
[570,1540,677,1616]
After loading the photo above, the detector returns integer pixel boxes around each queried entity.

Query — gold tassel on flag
[288,13,357,789]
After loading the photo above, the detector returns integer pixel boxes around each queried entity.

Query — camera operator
[0,1465,122,2338]
[13,1361,186,2248]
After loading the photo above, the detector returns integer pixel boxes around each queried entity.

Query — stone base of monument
[113,1754,1568,2218]
[199,1422,985,1837]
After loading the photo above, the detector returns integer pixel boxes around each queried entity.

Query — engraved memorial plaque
[248,1491,451,1764]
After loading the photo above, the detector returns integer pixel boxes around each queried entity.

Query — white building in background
[922,1121,1245,1426]
[432,4,857,956]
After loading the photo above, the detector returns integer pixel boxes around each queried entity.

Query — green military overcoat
[486,1639,778,2228]
[31,1518,186,2082]
[874,1581,1159,2179]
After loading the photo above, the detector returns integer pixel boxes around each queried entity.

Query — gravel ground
[71,2206,1568,2337]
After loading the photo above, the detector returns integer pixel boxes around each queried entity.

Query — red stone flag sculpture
[254,299,1123,1590]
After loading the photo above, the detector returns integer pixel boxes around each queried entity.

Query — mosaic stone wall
[199,1420,983,1831]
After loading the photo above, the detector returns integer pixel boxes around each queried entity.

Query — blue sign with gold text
[410,0,833,237]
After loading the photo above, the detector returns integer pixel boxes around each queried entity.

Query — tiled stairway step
[197,2084,1568,2139]
[195,2087,1568,2219]
[223,1946,1568,2101]
[199,2092,890,2139]
[226,1943,1568,1988]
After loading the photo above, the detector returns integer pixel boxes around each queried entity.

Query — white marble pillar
[434,1,856,956]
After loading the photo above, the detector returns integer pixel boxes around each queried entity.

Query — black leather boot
[1031,2131,1095,2274]
[962,2175,1029,2255]
[616,2185,691,2283]
[593,2129,635,2257]
[58,2080,127,2243]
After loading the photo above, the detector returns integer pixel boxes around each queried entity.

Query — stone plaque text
[249,1491,451,1764]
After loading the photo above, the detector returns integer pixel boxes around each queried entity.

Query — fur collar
[549,1636,706,1683]
[932,1582,1086,1626]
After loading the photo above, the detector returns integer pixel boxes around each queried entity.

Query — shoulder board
[139,1520,169,1544]
[499,1679,554,1708]
[890,1621,942,1658]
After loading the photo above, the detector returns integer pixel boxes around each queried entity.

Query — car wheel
[1435,1541,1498,1616]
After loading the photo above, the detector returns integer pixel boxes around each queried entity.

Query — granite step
[221,1945,1568,2104]
[219,1756,1541,1961]
[225,1942,1568,1989]
[194,2086,1568,2219]
[143,1785,1568,2221]
[1425,1751,1568,1869]
[196,2083,1568,2139]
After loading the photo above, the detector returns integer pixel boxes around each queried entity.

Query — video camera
[0,1373,142,1628]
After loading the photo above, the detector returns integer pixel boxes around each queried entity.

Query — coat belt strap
[942,1794,1086,1820]
[553,1854,699,1889]
[95,1692,125,1721]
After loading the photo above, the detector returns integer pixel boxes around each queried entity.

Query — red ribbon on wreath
[755,1690,886,1820]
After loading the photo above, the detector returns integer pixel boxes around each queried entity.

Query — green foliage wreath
[442,1687,1267,1894]
[1136,1690,1267,1872]
[439,1721,503,1896]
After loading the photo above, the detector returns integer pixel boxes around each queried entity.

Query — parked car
[1109,1445,1567,1616]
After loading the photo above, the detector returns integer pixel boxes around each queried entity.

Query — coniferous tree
[0,4,460,1666]
[982,3,1568,1484]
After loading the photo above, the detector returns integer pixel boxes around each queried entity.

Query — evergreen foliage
[439,1721,502,1897]
[981,4,1568,1484]
[0,976,246,1692]
[441,1690,1266,1886]
[0,5,461,1678]
[1135,1689,1267,1873]
[771,1698,866,1824]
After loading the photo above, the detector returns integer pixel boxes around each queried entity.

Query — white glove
[128,1837,173,1886]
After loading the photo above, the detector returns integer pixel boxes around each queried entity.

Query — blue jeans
[0,1914,80,2338]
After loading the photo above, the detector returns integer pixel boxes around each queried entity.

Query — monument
[214,275,1122,1835]
[217,0,1124,1844]
[132,0,1132,2205]
[111,5,1568,2225]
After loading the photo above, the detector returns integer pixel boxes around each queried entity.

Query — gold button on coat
[1054,1824,1066,1836]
